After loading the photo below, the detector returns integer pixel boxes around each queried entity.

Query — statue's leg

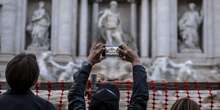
[189,30,197,48]
[32,34,38,47]
[106,30,113,45]
[111,30,123,45]
[38,33,44,47]
[193,30,199,47]
[185,29,194,48]
[182,31,188,48]
[114,31,123,45]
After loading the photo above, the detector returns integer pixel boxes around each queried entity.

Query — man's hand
[117,44,141,66]
[88,43,105,65]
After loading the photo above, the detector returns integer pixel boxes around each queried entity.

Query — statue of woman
[179,3,203,50]
[27,1,50,50]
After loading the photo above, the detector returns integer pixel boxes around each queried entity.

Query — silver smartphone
[105,46,119,56]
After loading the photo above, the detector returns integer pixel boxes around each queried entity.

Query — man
[0,53,55,110]
[98,1,124,46]
[68,43,149,110]
[179,2,203,49]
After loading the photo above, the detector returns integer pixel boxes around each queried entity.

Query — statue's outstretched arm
[49,58,67,70]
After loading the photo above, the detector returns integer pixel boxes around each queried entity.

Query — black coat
[0,89,56,110]
[68,62,149,110]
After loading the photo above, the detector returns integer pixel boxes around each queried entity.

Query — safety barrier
[0,81,220,110]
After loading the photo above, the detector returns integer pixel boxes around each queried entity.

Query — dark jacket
[0,89,56,110]
[68,62,149,110]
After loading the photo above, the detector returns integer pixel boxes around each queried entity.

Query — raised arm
[128,65,148,110]
[68,43,105,110]
[118,44,149,110]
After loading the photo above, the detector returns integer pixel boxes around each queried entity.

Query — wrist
[132,58,141,66]
[87,58,95,66]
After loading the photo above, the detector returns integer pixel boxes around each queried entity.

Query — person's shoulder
[0,91,11,99]
[0,93,11,104]
[32,95,56,110]
[0,94,10,109]
[0,93,6,100]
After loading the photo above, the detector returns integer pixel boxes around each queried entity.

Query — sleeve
[128,65,149,110]
[68,62,92,110]
[48,103,56,110]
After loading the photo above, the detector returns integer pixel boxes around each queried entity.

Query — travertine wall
[0,0,219,71]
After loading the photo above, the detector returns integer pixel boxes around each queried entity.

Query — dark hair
[5,53,39,92]
[171,98,200,110]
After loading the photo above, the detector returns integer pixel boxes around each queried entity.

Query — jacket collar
[6,89,34,95]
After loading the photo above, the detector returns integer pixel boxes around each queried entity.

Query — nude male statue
[98,1,124,46]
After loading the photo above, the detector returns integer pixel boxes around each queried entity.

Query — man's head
[5,53,39,92]
[189,3,196,11]
[89,84,120,110]
[110,1,118,12]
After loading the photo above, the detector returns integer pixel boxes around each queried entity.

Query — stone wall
[0,0,220,79]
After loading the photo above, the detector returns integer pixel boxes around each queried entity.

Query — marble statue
[98,1,124,46]
[48,57,84,81]
[179,3,203,50]
[170,60,197,81]
[149,57,197,81]
[37,52,56,81]
[149,57,169,81]
[27,1,50,50]
[38,51,85,81]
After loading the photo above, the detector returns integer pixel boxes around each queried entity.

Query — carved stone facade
[0,0,219,79]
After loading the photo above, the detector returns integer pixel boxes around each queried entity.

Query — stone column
[52,0,76,56]
[92,0,99,42]
[1,0,17,54]
[130,0,137,44]
[72,0,78,57]
[204,0,214,58]
[152,0,171,57]
[140,0,149,57]
[79,0,88,56]
[15,0,27,53]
